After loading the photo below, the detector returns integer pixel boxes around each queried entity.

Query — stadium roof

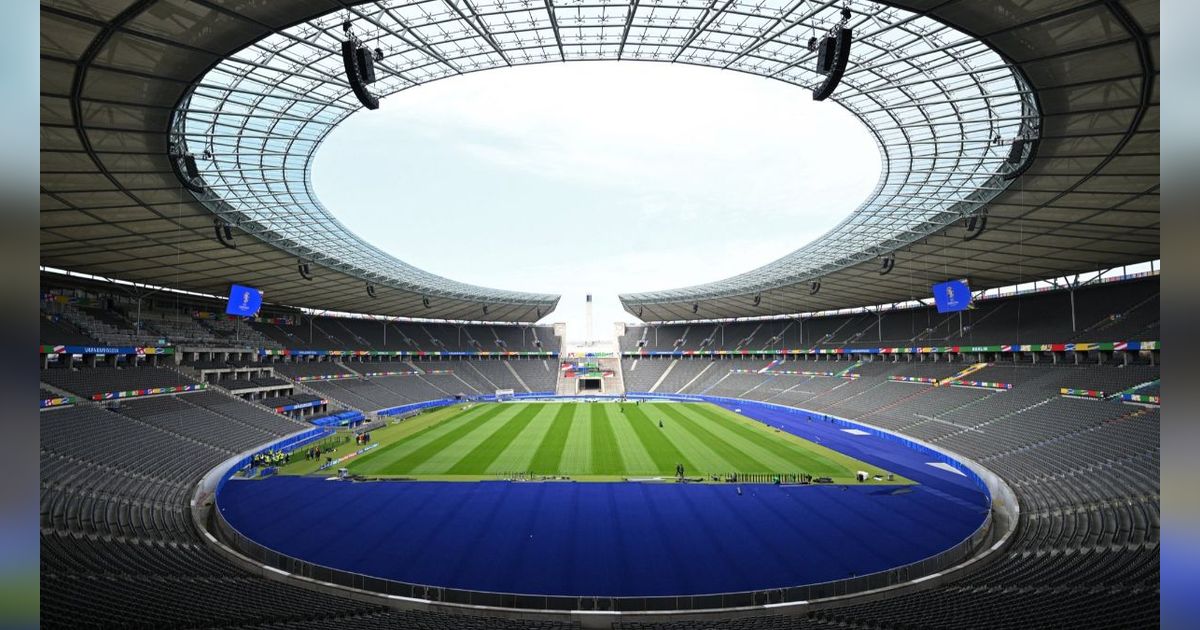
[622,0,1159,320]
[40,0,1157,323]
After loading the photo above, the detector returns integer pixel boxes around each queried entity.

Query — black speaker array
[812,28,852,101]
[169,152,205,193]
[342,40,380,110]
[298,261,313,281]
[213,219,236,250]
[964,214,988,241]
[1006,139,1026,165]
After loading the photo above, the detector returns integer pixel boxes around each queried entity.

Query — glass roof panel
[170,0,1037,305]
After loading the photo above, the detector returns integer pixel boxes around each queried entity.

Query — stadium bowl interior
[39,0,1158,628]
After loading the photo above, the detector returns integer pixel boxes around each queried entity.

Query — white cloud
[312,61,879,339]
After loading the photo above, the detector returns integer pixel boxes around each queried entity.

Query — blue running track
[217,403,988,597]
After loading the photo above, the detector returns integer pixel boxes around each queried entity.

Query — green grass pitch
[279,402,909,484]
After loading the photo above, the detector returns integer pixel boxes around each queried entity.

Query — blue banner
[226,284,263,317]
[932,279,972,313]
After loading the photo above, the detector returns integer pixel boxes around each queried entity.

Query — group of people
[354,432,372,446]
[251,450,288,468]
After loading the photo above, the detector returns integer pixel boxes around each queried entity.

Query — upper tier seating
[41,365,198,399]
[622,277,1159,353]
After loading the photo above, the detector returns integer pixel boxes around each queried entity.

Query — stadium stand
[40,365,198,399]
[622,277,1159,353]
[40,347,1159,629]
[39,314,96,346]
[36,0,1162,623]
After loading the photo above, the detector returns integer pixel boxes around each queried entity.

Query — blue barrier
[213,426,332,496]
[376,398,457,417]
[310,410,366,427]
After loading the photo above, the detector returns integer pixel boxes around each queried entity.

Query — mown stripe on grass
[659,404,773,473]
[624,404,696,475]
[673,404,815,473]
[588,403,625,475]
[411,405,527,474]
[485,404,560,474]
[528,404,575,474]
[689,404,850,475]
[605,405,658,475]
[558,404,593,473]
[349,406,484,473]
[646,405,740,474]
[446,404,544,474]
[374,404,513,474]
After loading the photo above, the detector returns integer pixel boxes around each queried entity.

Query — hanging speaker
[213,219,236,250]
[169,152,205,193]
[964,214,988,241]
[298,260,313,281]
[810,281,821,295]
[753,293,762,306]
[342,40,380,110]
[816,36,838,75]
[1006,139,1026,165]
[422,296,431,308]
[355,46,377,84]
[812,27,852,101]
[692,303,699,314]
[879,255,896,276]
[183,154,200,179]
[366,284,376,298]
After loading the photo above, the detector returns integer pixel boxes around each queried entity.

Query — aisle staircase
[938,362,989,386]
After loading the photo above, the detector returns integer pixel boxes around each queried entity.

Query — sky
[312,62,879,342]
